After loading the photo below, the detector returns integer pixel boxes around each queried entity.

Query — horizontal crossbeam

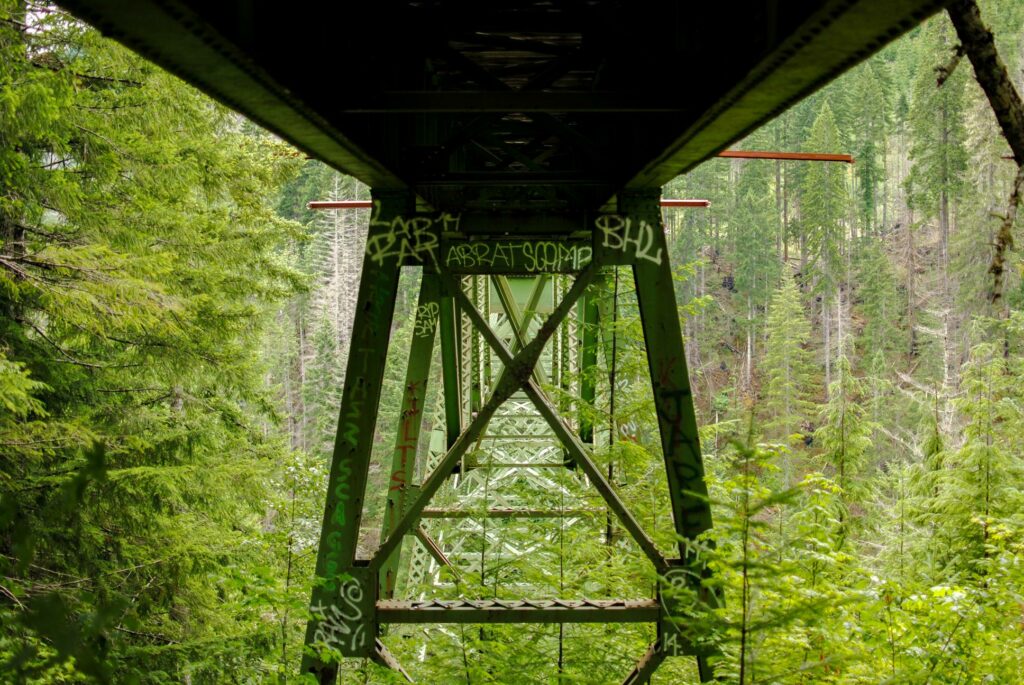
[337,91,690,113]
[307,199,710,210]
[377,599,660,624]
[464,462,569,469]
[421,508,602,519]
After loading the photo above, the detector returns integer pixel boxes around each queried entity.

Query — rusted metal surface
[377,599,661,624]
[621,642,667,685]
[307,200,373,209]
[659,198,711,207]
[420,507,602,518]
[369,639,413,682]
[717,149,854,163]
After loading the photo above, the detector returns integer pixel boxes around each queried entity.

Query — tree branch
[935,43,965,87]
[989,166,1024,303]
[947,0,1024,302]
[948,0,1024,164]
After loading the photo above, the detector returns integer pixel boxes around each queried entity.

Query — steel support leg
[301,191,412,683]
[439,295,462,449]
[578,286,599,444]
[378,272,441,599]
[624,190,713,550]
[624,190,715,677]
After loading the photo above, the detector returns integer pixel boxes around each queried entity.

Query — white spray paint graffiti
[595,215,664,265]
[659,568,690,656]
[365,200,460,268]
[661,631,684,656]
[445,240,592,272]
[619,418,639,441]
[311,580,367,654]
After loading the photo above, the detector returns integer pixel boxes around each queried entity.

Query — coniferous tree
[0,7,304,680]
[800,100,850,387]
[762,274,817,449]
[732,132,781,392]
[814,353,873,545]
[935,335,1024,573]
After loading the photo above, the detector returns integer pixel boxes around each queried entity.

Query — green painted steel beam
[578,287,599,443]
[378,273,441,599]
[624,190,713,551]
[367,264,594,577]
[491,275,549,386]
[443,238,596,273]
[302,192,413,681]
[622,189,718,680]
[452,280,668,574]
[439,296,462,449]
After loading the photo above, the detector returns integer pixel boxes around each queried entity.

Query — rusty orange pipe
[307,200,374,209]
[660,199,710,208]
[718,150,854,163]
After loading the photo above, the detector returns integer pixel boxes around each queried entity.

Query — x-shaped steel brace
[368,263,598,575]
[449,271,669,575]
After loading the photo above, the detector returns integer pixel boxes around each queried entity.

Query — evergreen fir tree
[800,100,849,296]
[814,353,874,545]
[935,336,1024,574]
[761,274,817,447]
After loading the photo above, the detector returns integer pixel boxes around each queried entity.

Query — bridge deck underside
[61,0,948,214]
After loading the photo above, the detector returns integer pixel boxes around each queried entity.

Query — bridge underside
[56,0,950,681]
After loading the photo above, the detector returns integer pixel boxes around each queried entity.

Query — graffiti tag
[595,214,664,265]
[445,241,592,273]
[365,200,460,268]
[311,579,367,654]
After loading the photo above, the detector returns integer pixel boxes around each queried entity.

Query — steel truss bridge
[58,1,950,681]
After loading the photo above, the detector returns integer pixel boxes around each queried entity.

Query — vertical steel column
[439,295,462,449]
[378,272,441,599]
[301,191,411,683]
[625,189,713,552]
[625,190,715,676]
[577,284,599,444]
[557,276,572,414]
[470,277,483,415]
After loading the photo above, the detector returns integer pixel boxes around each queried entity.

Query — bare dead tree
[946,0,1024,304]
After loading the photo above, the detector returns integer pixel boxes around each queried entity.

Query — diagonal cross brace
[621,642,666,685]
[370,639,413,683]
[367,264,597,574]
[414,526,461,582]
[451,273,669,574]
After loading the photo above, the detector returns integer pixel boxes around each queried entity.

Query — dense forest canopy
[2,0,1024,682]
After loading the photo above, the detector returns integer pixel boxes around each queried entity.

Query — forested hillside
[2,0,1024,683]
